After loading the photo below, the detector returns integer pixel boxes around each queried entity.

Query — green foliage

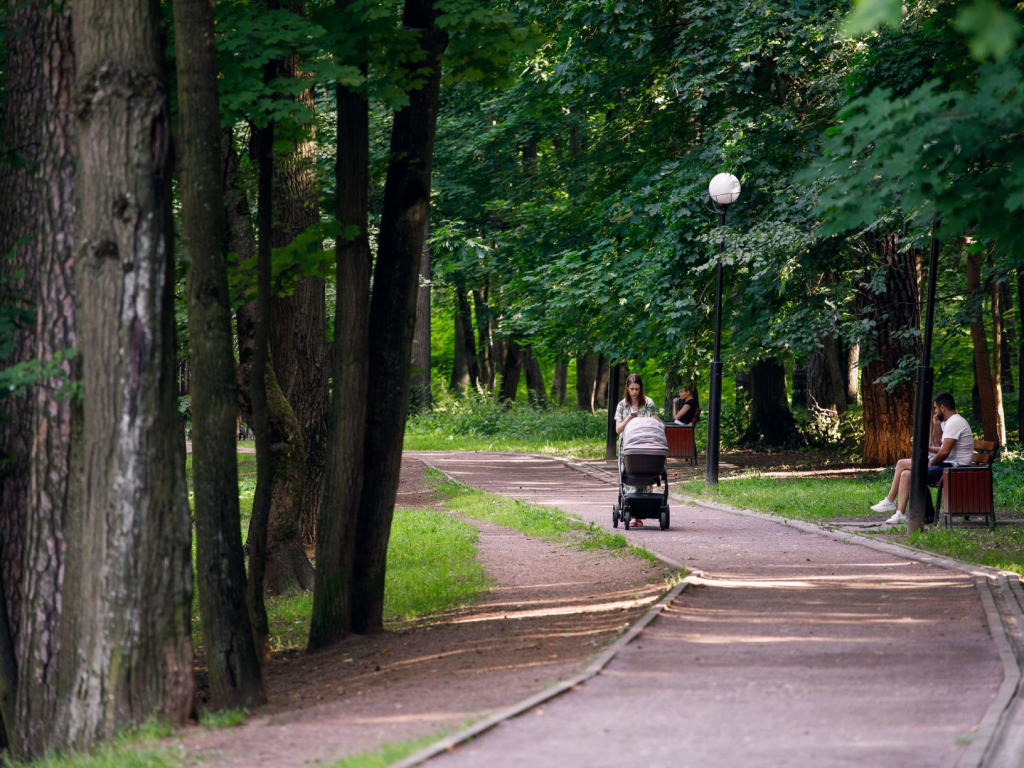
[0,348,79,402]
[200,708,248,729]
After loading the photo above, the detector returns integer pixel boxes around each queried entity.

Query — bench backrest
[971,439,999,466]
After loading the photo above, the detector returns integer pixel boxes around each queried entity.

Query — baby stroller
[612,417,670,530]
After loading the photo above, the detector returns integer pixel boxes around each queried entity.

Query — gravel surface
[417,451,1003,768]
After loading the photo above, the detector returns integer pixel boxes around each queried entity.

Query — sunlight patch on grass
[902,527,1024,576]
[426,467,660,565]
[324,730,450,768]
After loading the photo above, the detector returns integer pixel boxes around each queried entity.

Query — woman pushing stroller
[612,374,670,530]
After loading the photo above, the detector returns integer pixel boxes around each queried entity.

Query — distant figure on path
[672,385,700,425]
[870,392,974,525]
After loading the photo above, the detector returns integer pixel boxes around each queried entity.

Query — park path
[410,451,1005,768]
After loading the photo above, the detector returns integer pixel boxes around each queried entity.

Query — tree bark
[594,356,609,409]
[472,287,492,389]
[991,281,1006,446]
[498,341,523,402]
[454,277,479,389]
[1018,265,1024,443]
[449,309,469,392]
[999,282,1015,395]
[858,234,921,466]
[351,0,448,634]
[844,341,860,405]
[56,0,194,747]
[741,357,799,446]
[523,347,546,408]
[550,356,568,405]
[791,360,808,408]
[806,338,847,414]
[410,218,432,412]
[307,19,371,647]
[967,252,998,443]
[575,354,597,412]
[174,0,265,710]
[0,0,44,660]
[16,2,76,756]
[269,0,328,548]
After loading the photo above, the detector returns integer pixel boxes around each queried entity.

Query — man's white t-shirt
[941,413,974,466]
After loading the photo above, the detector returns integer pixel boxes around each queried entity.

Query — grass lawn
[12,722,185,768]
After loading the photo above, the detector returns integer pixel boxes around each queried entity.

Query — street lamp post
[705,173,741,487]
[907,222,941,532]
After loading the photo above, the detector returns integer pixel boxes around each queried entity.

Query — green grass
[902,526,1024,576]
[426,467,660,564]
[324,731,450,768]
[678,472,891,521]
[406,394,607,458]
[199,707,248,729]
[11,722,184,768]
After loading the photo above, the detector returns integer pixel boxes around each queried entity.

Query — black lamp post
[907,222,941,532]
[705,173,741,487]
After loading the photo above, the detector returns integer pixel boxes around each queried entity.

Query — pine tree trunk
[350,0,448,634]
[858,234,921,466]
[449,310,469,392]
[991,281,1006,446]
[0,0,44,659]
[269,1,328,548]
[410,218,432,412]
[550,356,568,405]
[523,347,546,407]
[741,358,798,446]
[967,252,999,442]
[575,355,598,412]
[174,0,265,710]
[56,0,194,747]
[307,30,371,648]
[498,341,523,402]
[15,3,76,756]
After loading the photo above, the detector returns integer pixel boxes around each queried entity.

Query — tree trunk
[351,0,448,634]
[844,341,860,405]
[410,218,432,412]
[454,278,479,389]
[594,356,609,409]
[472,287,492,389]
[523,347,546,408]
[999,282,1015,395]
[991,281,1006,446]
[449,310,469,392]
[791,360,808,408]
[15,3,76,756]
[967,252,998,443]
[56,0,194,747]
[498,341,523,402]
[575,354,598,412]
[0,0,44,662]
[858,234,921,466]
[174,0,265,710]
[307,22,371,648]
[1018,265,1024,443]
[741,357,799,446]
[806,338,847,414]
[550,356,568,405]
[269,1,328,548]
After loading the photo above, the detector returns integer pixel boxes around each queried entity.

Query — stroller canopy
[621,416,668,456]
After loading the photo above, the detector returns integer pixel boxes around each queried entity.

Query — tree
[741,358,799,446]
[174,0,265,709]
[56,0,193,748]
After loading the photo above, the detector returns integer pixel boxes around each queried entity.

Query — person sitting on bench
[672,385,700,425]
[870,392,974,526]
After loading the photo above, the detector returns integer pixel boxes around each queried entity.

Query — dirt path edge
[555,453,1024,768]
[392,459,695,768]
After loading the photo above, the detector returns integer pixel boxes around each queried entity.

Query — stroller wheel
[612,503,620,529]
[660,506,670,531]
[621,507,631,531]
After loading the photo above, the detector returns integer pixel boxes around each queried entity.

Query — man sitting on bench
[870,392,974,526]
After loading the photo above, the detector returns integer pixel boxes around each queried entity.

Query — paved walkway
[411,452,1005,768]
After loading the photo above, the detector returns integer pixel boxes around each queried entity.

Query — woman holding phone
[614,373,658,435]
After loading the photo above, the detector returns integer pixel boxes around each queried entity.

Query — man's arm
[930,438,955,465]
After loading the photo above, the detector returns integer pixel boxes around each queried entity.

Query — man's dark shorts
[927,462,953,484]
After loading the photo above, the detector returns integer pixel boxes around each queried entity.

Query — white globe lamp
[708,173,741,205]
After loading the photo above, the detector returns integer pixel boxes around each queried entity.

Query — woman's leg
[896,469,912,512]
[888,460,913,501]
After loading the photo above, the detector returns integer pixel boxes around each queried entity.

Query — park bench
[935,439,999,528]
[664,421,699,466]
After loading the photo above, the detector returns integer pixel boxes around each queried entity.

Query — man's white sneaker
[885,511,907,526]
[870,498,897,513]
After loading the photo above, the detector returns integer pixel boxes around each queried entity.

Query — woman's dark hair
[680,384,700,409]
[623,373,645,406]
